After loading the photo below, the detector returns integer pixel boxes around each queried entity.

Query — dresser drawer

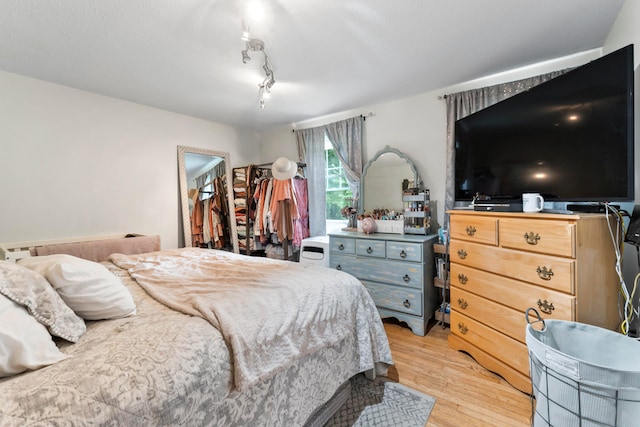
[450,215,498,246]
[387,241,422,262]
[450,310,529,376]
[452,287,529,343]
[331,256,423,290]
[450,240,575,294]
[330,253,357,273]
[356,239,386,258]
[362,280,422,316]
[499,218,575,258]
[330,237,355,254]
[450,263,575,320]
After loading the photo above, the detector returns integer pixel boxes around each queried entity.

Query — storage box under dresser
[447,211,619,393]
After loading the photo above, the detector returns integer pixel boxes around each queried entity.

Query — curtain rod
[291,112,375,132]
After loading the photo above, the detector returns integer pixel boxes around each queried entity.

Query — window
[325,137,353,220]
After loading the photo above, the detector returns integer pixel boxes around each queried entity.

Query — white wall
[259,50,603,231]
[0,71,260,249]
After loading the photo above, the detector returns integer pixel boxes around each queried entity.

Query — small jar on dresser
[328,231,438,336]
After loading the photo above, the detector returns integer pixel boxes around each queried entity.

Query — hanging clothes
[292,176,309,247]
[269,178,299,242]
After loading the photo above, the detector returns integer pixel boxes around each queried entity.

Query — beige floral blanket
[110,248,391,390]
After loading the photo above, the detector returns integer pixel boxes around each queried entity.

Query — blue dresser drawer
[335,257,423,290]
[387,241,422,263]
[356,239,386,258]
[330,237,355,254]
[330,253,358,273]
[361,280,423,316]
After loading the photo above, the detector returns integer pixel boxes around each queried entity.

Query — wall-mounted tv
[454,44,634,206]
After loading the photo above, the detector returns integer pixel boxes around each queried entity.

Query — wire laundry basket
[525,308,640,426]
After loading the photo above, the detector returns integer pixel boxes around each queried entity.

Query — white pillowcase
[0,294,69,377]
[18,255,136,320]
[0,261,86,342]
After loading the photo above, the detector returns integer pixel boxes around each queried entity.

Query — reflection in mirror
[360,146,420,215]
[178,146,238,253]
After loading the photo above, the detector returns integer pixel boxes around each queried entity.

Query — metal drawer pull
[465,225,477,236]
[524,232,541,245]
[537,299,555,315]
[403,299,411,308]
[457,323,468,334]
[336,264,342,271]
[536,266,554,280]
[457,249,467,259]
[366,247,373,254]
[399,250,407,258]
[457,273,468,284]
[338,243,344,250]
[457,298,468,309]
[403,274,411,283]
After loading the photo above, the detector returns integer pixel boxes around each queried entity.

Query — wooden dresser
[447,211,619,393]
[329,231,438,336]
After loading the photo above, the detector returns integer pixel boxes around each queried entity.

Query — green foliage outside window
[325,148,353,220]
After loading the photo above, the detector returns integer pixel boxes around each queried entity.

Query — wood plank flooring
[383,319,532,427]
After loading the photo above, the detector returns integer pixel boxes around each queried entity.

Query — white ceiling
[0,0,625,132]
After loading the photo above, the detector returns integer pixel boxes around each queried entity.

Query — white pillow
[0,261,86,342]
[18,255,136,320]
[0,294,69,377]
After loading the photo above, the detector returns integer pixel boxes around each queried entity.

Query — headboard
[0,234,161,263]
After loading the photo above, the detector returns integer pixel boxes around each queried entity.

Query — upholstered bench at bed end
[0,234,161,263]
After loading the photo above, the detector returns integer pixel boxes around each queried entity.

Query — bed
[0,234,393,426]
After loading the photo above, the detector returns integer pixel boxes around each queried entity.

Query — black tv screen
[454,44,634,204]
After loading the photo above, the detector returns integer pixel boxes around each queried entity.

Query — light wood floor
[383,319,532,427]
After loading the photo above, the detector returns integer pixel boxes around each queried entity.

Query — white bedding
[0,248,393,426]
[110,248,391,390]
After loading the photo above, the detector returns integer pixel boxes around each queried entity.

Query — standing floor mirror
[178,146,238,253]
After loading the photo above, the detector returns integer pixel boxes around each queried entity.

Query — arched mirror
[360,146,420,215]
[178,146,238,253]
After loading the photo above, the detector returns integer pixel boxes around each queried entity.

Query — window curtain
[324,116,365,203]
[296,126,326,236]
[296,116,365,237]
[444,69,571,215]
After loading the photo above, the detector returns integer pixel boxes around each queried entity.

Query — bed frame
[0,234,161,263]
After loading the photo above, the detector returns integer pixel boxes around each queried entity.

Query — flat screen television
[454,44,634,207]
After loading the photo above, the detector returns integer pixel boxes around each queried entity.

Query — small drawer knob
[366,246,373,254]
[403,299,411,308]
[336,264,342,271]
[400,250,407,258]
[338,243,344,250]
[403,274,411,283]
[536,266,554,281]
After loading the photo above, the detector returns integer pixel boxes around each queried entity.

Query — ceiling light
[241,37,275,108]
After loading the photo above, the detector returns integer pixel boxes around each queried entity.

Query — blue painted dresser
[328,231,438,336]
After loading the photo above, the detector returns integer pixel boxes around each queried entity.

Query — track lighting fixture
[240,37,275,108]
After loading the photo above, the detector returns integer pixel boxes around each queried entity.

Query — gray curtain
[444,69,571,215]
[296,116,365,236]
[325,116,365,203]
[296,126,326,236]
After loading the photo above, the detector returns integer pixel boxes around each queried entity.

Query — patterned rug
[325,374,436,427]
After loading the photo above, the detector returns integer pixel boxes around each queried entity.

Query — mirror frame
[178,145,238,253]
[359,145,420,214]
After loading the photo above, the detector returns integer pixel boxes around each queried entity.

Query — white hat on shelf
[271,157,297,180]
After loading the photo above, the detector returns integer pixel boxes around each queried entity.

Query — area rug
[324,373,436,427]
